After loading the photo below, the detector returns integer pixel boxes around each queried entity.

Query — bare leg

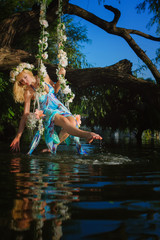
[57,129,69,145]
[54,114,102,143]
[41,116,73,152]
[57,116,76,145]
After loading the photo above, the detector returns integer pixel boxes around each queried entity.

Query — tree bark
[1,47,160,100]
[0,1,159,84]
[0,47,35,71]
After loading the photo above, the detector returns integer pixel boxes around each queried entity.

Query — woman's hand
[59,68,66,77]
[10,136,21,152]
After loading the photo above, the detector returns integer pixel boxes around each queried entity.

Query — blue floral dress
[28,83,86,155]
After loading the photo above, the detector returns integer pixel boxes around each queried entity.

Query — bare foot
[87,132,102,144]
[41,148,51,153]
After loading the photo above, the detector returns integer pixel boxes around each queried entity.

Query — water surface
[0,140,160,240]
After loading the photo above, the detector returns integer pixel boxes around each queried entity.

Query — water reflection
[9,156,79,240]
[1,142,160,239]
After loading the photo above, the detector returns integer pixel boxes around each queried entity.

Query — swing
[26,0,86,155]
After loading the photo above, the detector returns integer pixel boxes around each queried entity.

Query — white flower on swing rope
[42,52,48,60]
[44,31,49,36]
[62,35,67,41]
[67,98,73,103]
[40,3,46,11]
[58,49,66,56]
[40,63,47,77]
[59,58,68,67]
[62,85,71,94]
[39,19,48,28]
[43,36,48,42]
[58,76,66,84]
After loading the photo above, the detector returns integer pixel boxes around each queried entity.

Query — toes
[88,135,102,143]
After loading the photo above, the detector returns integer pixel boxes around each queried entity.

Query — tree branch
[0,47,158,94]
[104,5,121,25]
[0,1,159,83]
[127,29,160,41]
[65,3,160,83]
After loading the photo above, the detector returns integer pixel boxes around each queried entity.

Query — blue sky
[69,0,159,79]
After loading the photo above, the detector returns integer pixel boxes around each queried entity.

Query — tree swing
[21,0,86,155]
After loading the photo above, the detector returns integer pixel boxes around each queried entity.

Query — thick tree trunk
[0,47,35,71]
[1,47,160,100]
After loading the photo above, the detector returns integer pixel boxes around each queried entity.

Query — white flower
[38,118,44,135]
[62,35,67,41]
[42,52,48,60]
[17,66,23,72]
[67,98,73,103]
[62,23,65,30]
[62,85,71,94]
[58,49,66,56]
[59,76,66,84]
[43,37,48,42]
[40,3,46,11]
[10,71,14,78]
[59,58,68,67]
[39,19,48,28]
[40,63,47,77]
[44,31,49,36]
[10,63,35,82]
[26,113,38,130]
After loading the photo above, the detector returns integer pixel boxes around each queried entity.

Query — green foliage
[136,0,160,72]
[0,0,37,22]
[71,83,160,134]
[136,0,160,35]
[46,15,92,69]
[0,72,23,139]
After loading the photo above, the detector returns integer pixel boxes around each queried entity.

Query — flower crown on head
[10,62,35,83]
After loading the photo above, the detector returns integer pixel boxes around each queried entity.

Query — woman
[10,63,102,153]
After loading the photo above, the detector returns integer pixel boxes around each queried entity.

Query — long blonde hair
[13,70,34,103]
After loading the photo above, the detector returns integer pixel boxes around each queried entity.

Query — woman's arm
[10,90,32,152]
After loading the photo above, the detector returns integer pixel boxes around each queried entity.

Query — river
[0,139,160,240]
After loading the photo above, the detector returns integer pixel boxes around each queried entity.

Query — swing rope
[22,0,75,136]
[36,0,75,107]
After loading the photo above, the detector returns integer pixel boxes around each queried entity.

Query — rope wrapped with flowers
[56,0,75,106]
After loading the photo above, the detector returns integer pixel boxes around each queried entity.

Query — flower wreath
[10,63,35,83]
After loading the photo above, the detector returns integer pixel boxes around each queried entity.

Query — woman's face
[18,72,34,86]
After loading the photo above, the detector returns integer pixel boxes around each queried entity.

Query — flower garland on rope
[25,0,49,135]
[26,0,50,135]
[37,0,49,93]
[56,0,75,106]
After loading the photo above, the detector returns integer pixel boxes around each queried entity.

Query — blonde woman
[10,63,102,154]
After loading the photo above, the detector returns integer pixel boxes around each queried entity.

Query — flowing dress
[28,83,86,155]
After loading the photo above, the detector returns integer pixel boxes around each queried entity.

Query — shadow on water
[0,139,160,239]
